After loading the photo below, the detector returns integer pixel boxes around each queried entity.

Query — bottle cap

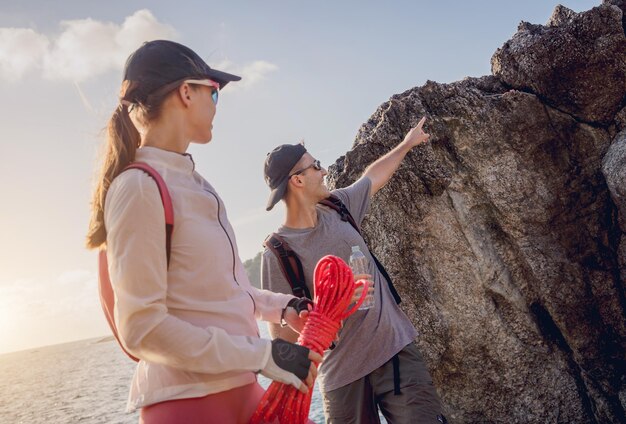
[351,246,360,253]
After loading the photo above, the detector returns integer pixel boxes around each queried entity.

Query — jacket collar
[135,146,195,174]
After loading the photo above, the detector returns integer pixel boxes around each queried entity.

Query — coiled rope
[251,255,368,424]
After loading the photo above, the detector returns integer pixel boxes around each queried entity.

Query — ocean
[0,324,327,423]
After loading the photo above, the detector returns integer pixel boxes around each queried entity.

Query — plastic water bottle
[349,246,374,310]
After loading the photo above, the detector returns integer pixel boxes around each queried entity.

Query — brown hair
[85,80,176,249]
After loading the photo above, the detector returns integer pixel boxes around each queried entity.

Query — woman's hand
[283,298,313,334]
[261,339,323,394]
[302,349,323,393]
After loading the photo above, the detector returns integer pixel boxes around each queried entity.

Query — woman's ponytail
[86,104,140,249]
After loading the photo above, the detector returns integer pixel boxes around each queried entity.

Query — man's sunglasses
[289,159,322,177]
[185,79,220,104]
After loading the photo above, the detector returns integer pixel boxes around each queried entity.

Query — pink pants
[140,382,269,424]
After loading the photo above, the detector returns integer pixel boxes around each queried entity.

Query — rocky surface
[327,2,626,423]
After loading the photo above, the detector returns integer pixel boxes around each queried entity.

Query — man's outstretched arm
[362,116,430,197]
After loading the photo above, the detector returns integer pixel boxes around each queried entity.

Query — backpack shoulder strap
[124,162,174,266]
[318,194,402,305]
[319,194,359,232]
[264,233,312,299]
[98,162,174,362]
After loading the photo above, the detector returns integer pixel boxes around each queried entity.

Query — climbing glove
[260,339,311,389]
[287,297,314,315]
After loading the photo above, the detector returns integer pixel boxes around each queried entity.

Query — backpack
[97,162,174,362]
[264,194,402,304]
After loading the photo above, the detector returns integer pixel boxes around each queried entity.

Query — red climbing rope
[250,255,368,424]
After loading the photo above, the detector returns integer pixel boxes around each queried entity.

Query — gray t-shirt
[261,177,418,392]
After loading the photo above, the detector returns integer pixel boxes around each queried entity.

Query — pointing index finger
[417,116,426,129]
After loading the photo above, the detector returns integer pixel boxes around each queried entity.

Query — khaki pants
[322,343,445,424]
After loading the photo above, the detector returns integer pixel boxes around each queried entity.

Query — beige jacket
[104,147,293,411]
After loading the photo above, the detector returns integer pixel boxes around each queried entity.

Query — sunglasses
[289,159,322,177]
[185,79,220,104]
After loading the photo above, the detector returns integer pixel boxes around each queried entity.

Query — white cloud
[0,10,277,90]
[0,9,177,82]
[0,28,49,81]
[215,59,279,91]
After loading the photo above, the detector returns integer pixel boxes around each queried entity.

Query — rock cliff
[327,2,626,422]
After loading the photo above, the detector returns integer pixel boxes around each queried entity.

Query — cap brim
[266,179,289,211]
[206,68,241,89]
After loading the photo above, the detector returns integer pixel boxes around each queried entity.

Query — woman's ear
[177,83,192,107]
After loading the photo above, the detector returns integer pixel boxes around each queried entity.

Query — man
[261,117,447,423]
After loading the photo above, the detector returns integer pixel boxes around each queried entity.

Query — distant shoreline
[0,334,114,357]
[2,320,270,356]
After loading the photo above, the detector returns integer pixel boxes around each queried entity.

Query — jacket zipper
[204,188,259,332]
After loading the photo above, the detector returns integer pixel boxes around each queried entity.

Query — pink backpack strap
[98,162,174,362]
[124,162,174,265]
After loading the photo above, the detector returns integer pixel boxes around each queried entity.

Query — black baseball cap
[264,144,307,211]
[121,40,241,103]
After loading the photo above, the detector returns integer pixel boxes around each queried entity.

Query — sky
[0,0,598,354]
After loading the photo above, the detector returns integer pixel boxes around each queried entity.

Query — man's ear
[288,175,304,189]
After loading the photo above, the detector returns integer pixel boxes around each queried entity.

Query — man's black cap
[122,40,241,103]
[264,144,307,211]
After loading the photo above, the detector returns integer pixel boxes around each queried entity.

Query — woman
[86,40,320,423]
